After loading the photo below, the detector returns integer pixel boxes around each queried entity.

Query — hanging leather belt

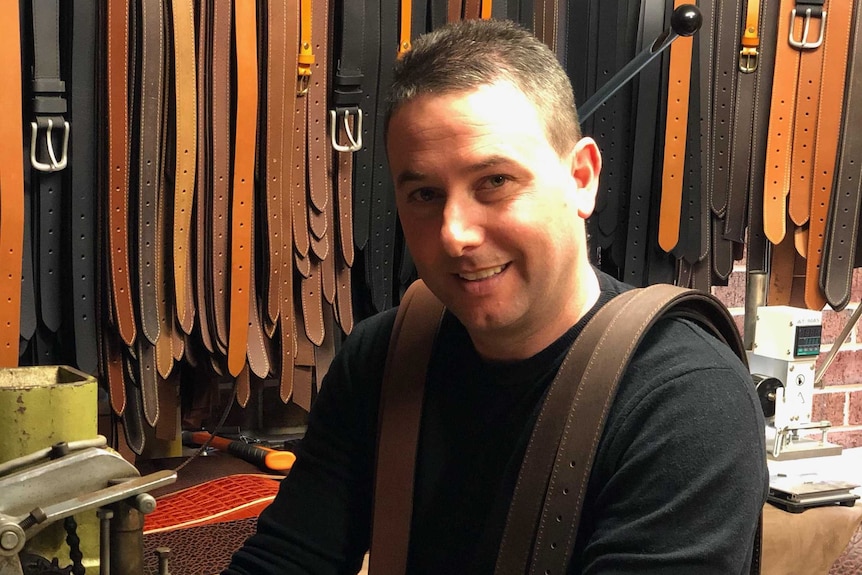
[28,0,69,351]
[107,0,137,350]
[726,0,763,246]
[746,0,781,308]
[622,0,664,287]
[263,0,289,332]
[69,0,99,376]
[658,0,695,253]
[821,3,862,309]
[277,0,300,402]
[787,14,824,229]
[171,0,197,336]
[194,0,215,355]
[227,0,257,378]
[135,0,164,347]
[806,0,854,309]
[762,0,814,245]
[211,0,232,356]
[0,0,24,367]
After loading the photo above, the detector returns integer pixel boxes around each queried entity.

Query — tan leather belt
[658,0,695,252]
[821,2,862,309]
[171,0,198,335]
[763,0,803,245]
[227,0,257,378]
[0,0,24,367]
[804,0,853,311]
[787,25,824,228]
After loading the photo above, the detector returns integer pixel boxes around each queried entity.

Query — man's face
[387,81,602,359]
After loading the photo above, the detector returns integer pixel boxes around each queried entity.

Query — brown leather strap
[227,0,257,377]
[0,0,24,366]
[821,2,862,309]
[464,0,481,19]
[171,0,197,335]
[210,0,232,355]
[805,0,853,311]
[371,280,445,575]
[136,0,164,346]
[279,0,300,403]
[194,0,215,355]
[448,0,462,22]
[107,0,138,347]
[763,0,803,244]
[264,0,289,329]
[658,0,694,252]
[527,285,747,573]
[787,24,823,227]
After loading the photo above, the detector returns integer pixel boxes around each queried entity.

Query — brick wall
[712,267,862,448]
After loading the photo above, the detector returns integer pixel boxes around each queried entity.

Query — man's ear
[569,137,602,218]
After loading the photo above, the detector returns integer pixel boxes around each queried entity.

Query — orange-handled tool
[183,431,296,473]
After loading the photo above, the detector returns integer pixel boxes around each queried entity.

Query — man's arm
[576,318,768,574]
[222,311,395,575]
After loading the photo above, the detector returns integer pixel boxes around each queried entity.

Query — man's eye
[487,175,509,188]
[411,188,438,202]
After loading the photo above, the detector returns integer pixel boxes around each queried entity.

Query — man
[224,19,767,574]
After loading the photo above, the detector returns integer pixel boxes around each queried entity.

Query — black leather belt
[29,0,69,355]
[69,0,99,376]
[821,3,862,310]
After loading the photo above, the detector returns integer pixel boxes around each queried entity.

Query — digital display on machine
[794,324,822,357]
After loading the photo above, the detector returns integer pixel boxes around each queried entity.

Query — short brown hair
[384,19,581,156]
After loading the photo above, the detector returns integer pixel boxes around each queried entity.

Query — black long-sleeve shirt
[224,271,768,574]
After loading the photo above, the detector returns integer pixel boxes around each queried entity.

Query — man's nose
[440,199,484,256]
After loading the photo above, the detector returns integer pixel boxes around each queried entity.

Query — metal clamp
[789,8,826,50]
[29,117,70,172]
[329,108,363,152]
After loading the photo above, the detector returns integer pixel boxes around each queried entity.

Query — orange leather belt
[805,0,853,310]
[787,22,824,228]
[228,0,257,378]
[0,0,24,367]
[658,0,695,252]
[821,1,862,309]
[762,0,808,245]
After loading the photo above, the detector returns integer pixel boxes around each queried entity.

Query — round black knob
[670,4,703,37]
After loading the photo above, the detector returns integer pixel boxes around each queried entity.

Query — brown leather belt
[278,0,300,402]
[107,0,137,349]
[658,0,695,253]
[227,0,257,378]
[135,0,164,346]
[0,0,24,367]
[805,0,853,310]
[821,2,862,309]
[171,0,198,336]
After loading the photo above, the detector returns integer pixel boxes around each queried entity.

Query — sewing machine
[0,437,175,575]
[748,305,843,461]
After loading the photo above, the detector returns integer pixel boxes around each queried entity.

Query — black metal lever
[577,4,702,123]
